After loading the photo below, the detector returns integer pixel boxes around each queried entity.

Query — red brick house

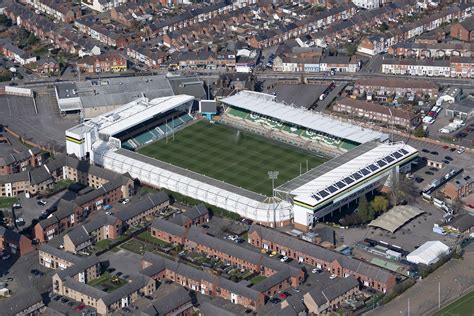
[0,226,34,256]
[77,52,127,73]
[248,224,398,293]
[450,16,474,42]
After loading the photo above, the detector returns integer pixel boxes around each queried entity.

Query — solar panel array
[310,148,413,203]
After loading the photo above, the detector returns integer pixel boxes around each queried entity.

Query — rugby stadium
[65,90,418,229]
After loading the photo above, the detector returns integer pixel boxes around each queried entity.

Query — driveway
[365,250,474,316]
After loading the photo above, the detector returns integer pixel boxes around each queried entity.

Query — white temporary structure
[406,241,450,265]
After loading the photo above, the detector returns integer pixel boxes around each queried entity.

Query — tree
[379,22,389,31]
[371,196,389,214]
[345,43,357,56]
[414,126,425,138]
[0,14,12,27]
[390,174,418,205]
[358,194,371,222]
[27,33,39,46]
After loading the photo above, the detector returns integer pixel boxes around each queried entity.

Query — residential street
[366,246,474,316]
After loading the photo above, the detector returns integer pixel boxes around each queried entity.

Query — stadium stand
[120,113,193,149]
[224,106,358,155]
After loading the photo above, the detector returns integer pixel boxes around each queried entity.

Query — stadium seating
[121,113,193,149]
[228,107,249,119]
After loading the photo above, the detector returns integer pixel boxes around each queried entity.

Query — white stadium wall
[95,149,293,226]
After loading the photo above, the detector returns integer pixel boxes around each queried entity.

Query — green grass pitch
[434,291,474,316]
[138,120,327,196]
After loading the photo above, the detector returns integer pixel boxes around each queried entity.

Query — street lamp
[268,171,279,197]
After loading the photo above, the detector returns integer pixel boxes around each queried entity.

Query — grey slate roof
[143,287,191,315]
[183,203,208,221]
[151,218,186,237]
[101,274,152,306]
[198,302,237,316]
[56,256,100,279]
[38,244,81,265]
[63,278,105,299]
[0,289,43,316]
[115,192,168,222]
[65,225,91,247]
[0,226,22,242]
[83,213,120,232]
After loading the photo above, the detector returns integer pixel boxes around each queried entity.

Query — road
[1,68,473,88]
[365,249,474,316]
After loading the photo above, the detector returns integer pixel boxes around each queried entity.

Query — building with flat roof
[55,75,176,118]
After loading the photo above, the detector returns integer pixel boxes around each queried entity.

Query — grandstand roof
[368,205,426,233]
[220,91,387,143]
[287,142,418,208]
[69,95,194,138]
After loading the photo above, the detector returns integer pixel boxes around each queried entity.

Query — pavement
[365,250,474,316]
[0,88,79,152]
[99,249,143,277]
[13,190,75,232]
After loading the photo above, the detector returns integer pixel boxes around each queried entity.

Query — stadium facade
[65,91,417,229]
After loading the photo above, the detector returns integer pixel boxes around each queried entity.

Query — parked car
[37,200,47,206]
[329,274,337,279]
[279,293,288,299]
[430,151,438,155]
[121,198,130,204]
[422,149,430,153]
[312,268,323,274]
[2,255,10,260]
[445,156,453,161]
[280,256,289,262]
[457,147,465,154]
[425,171,434,175]
[12,203,21,208]
[269,297,281,304]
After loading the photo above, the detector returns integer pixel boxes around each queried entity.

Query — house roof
[0,289,43,315]
[39,244,81,265]
[0,226,23,243]
[65,225,91,247]
[115,192,168,222]
[143,287,191,315]
[336,97,418,121]
[182,203,208,221]
[56,256,100,279]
